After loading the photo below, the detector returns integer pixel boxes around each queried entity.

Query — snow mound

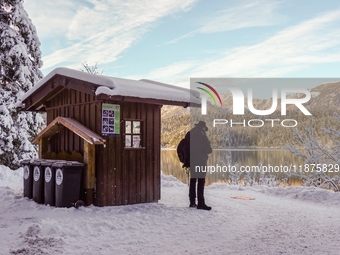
[207,181,340,207]
[207,182,246,191]
[0,165,23,189]
[161,172,186,187]
[253,185,340,207]
[10,223,64,255]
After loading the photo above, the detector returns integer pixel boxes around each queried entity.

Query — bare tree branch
[80,61,104,75]
[284,115,340,191]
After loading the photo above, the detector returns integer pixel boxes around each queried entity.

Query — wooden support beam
[83,140,96,205]
[44,86,67,102]
[38,138,49,159]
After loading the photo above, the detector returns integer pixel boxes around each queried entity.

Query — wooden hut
[17,67,200,206]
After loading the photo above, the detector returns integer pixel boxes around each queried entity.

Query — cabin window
[124,120,142,148]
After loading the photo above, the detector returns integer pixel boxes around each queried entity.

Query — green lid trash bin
[31,159,46,204]
[22,159,33,199]
[53,161,84,208]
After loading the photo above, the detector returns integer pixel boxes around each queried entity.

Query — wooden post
[84,140,96,205]
[38,138,48,159]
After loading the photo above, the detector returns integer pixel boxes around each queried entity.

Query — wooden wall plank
[80,92,85,154]
[47,109,53,125]
[84,140,95,205]
[85,94,90,129]
[154,105,161,201]
[146,104,154,202]
[102,135,108,206]
[122,150,128,205]
[122,102,130,205]
[66,89,71,116]
[90,102,96,132]
[140,103,146,203]
[51,97,56,153]
[64,90,69,153]
[60,91,65,116]
[95,104,100,134]
[128,103,137,204]
[58,91,63,152]
[70,90,75,118]
[108,136,116,206]
[74,91,80,153]
[94,103,103,206]
[54,95,60,153]
[99,99,107,206]
[107,137,113,206]
[67,90,71,152]
[136,103,141,203]
[38,138,48,159]
[62,91,66,152]
[115,114,122,205]
[60,126,65,152]
[129,150,136,204]
[95,144,103,206]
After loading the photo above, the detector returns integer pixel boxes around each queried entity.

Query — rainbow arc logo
[196,82,222,106]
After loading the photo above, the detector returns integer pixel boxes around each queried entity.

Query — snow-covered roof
[32,116,105,145]
[19,67,200,106]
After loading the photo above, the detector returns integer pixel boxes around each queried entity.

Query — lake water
[161,149,305,186]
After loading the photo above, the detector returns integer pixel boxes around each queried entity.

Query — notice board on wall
[102,103,120,136]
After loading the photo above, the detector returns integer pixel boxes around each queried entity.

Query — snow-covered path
[1,166,340,255]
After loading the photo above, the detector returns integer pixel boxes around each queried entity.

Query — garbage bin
[53,161,84,208]
[32,159,46,204]
[43,160,62,206]
[22,159,33,199]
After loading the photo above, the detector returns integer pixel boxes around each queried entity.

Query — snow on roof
[19,67,200,105]
[58,117,105,144]
[19,67,114,103]
[32,116,105,145]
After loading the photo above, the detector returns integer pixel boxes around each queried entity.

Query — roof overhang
[18,73,99,111]
[17,67,201,111]
[32,116,105,145]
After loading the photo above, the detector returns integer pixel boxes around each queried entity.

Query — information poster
[133,135,141,148]
[102,103,120,136]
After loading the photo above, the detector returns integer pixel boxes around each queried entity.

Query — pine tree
[0,0,44,169]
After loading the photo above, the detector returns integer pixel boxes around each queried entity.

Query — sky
[23,0,340,93]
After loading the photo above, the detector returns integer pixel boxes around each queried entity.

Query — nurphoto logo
[198,82,311,116]
[192,79,314,129]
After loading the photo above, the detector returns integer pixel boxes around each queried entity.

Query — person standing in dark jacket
[185,121,212,210]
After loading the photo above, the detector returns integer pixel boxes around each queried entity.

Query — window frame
[123,118,145,150]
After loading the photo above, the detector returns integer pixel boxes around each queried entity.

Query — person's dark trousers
[189,178,205,205]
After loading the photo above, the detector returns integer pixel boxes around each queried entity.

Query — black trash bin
[22,159,33,199]
[43,160,62,206]
[53,161,84,208]
[32,159,46,204]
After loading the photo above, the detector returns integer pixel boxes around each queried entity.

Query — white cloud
[23,0,79,40]
[136,8,340,86]
[199,1,283,33]
[191,9,340,77]
[127,61,197,86]
[166,0,284,44]
[35,0,197,70]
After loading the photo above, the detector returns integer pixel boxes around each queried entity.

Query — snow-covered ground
[1,165,340,255]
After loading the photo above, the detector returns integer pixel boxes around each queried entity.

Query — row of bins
[21,159,84,208]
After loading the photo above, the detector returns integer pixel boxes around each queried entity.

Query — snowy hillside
[1,165,340,254]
